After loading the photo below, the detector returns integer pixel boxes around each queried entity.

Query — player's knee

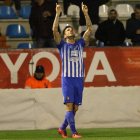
[66,103,74,111]
[74,106,79,112]
[74,108,78,112]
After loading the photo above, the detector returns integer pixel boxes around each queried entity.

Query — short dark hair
[110,10,117,14]
[135,4,140,10]
[62,26,73,36]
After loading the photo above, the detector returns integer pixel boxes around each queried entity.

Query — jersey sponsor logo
[70,45,79,62]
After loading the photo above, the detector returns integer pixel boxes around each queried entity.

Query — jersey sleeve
[78,37,86,48]
[25,78,32,89]
[57,39,65,50]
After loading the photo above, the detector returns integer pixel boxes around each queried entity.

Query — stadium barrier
[0,47,140,88]
[0,87,140,130]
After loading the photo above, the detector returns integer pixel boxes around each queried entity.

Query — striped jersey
[57,37,85,77]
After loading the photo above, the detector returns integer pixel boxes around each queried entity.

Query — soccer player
[52,2,93,138]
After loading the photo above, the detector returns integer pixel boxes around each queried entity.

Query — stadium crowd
[0,0,140,47]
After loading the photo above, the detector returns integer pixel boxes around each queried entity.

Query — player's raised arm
[82,2,93,42]
[52,3,62,45]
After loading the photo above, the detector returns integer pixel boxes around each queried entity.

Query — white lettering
[0,53,28,83]
[83,52,86,58]
[85,52,116,82]
[29,52,60,82]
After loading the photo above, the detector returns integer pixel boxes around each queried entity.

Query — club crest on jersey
[72,45,78,50]
[66,96,69,100]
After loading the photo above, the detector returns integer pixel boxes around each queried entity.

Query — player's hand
[81,2,88,14]
[56,3,62,15]
[44,11,51,16]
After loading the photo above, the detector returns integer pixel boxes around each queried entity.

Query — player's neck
[66,37,75,44]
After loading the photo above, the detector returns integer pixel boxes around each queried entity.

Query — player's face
[135,9,140,19]
[64,27,75,39]
[109,11,117,21]
[35,72,44,79]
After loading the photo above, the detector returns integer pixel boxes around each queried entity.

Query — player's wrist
[83,12,88,16]
[56,13,60,16]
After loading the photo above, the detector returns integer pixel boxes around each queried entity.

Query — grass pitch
[0,127,140,140]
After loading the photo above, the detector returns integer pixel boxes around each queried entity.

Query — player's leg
[73,104,79,113]
[71,104,82,138]
[65,102,80,136]
[59,103,76,138]
[62,103,82,138]
[59,102,74,131]
[59,77,74,138]
[60,101,82,138]
[73,104,78,117]
[72,78,84,138]
[60,103,77,132]
[59,106,69,138]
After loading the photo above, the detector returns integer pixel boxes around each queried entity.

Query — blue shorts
[61,77,84,105]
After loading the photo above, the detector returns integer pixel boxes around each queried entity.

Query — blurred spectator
[69,0,109,43]
[0,27,2,36]
[126,4,140,46]
[95,6,126,46]
[30,0,35,5]
[29,0,57,48]
[2,0,21,15]
[25,65,52,89]
[13,0,21,15]
[63,0,70,16]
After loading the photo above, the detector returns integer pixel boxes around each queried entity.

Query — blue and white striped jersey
[57,37,85,77]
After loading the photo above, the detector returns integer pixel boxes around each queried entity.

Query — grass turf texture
[0,127,140,140]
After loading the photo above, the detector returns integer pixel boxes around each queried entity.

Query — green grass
[0,127,140,140]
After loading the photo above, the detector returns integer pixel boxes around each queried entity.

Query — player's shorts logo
[66,96,69,100]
